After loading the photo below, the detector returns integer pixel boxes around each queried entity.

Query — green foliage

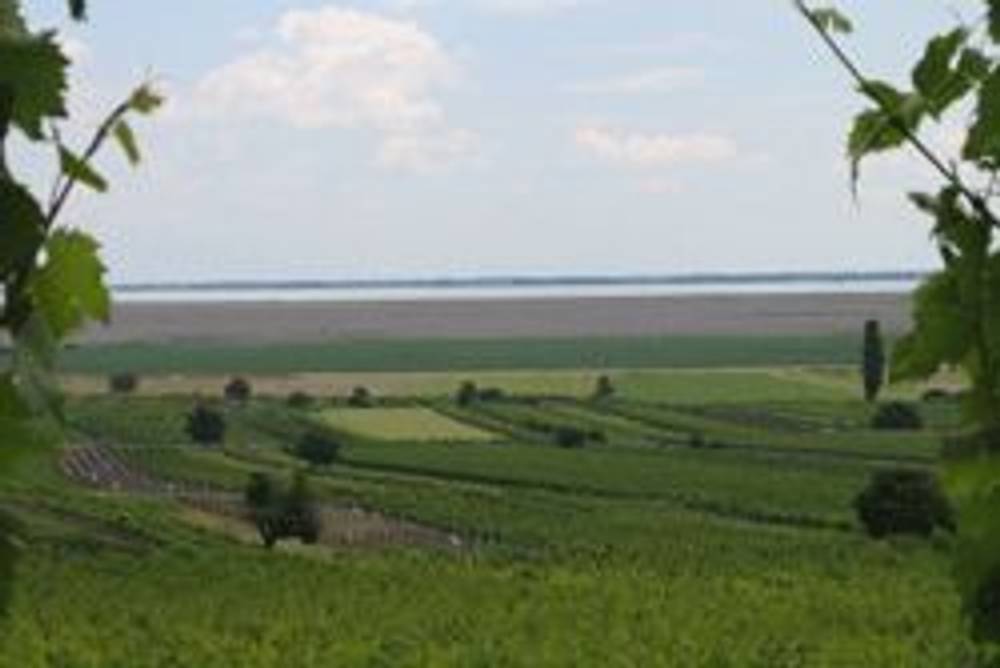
[294,429,341,467]
[808,7,852,35]
[855,468,954,539]
[186,403,226,446]
[799,0,1000,650]
[0,0,158,616]
[871,402,924,432]
[244,471,321,548]
[224,377,252,403]
[861,320,885,402]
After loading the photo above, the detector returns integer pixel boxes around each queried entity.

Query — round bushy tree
[593,375,615,400]
[108,371,139,395]
[456,381,478,407]
[347,386,373,408]
[287,391,314,409]
[871,402,924,431]
[855,468,954,539]
[555,426,587,449]
[224,377,252,404]
[295,430,341,467]
[186,403,226,446]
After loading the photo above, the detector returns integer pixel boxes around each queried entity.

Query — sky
[14,1,985,283]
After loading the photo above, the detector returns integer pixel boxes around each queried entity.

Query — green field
[55,334,864,374]
[320,407,497,442]
[0,339,986,666]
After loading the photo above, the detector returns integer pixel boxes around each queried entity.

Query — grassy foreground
[0,343,987,666]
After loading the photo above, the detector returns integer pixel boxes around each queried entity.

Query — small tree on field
[224,377,252,404]
[555,426,587,449]
[347,386,373,408]
[186,403,226,446]
[244,471,322,549]
[294,429,341,467]
[861,319,885,402]
[871,402,923,431]
[286,391,313,409]
[456,381,478,407]
[593,375,615,400]
[108,371,139,395]
[855,468,954,539]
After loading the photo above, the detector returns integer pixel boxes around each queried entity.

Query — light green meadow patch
[320,407,497,442]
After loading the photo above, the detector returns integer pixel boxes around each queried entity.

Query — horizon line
[112,270,930,293]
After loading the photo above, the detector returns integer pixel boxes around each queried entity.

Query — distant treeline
[112,271,928,295]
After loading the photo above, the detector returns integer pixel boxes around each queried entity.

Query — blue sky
[19,1,983,282]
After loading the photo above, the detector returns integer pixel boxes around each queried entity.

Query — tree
[244,471,322,549]
[593,374,615,400]
[0,0,161,614]
[871,401,924,431]
[286,391,313,409]
[456,380,478,407]
[294,429,341,467]
[347,386,373,408]
[861,319,885,402]
[108,371,139,395]
[186,403,226,446]
[224,377,252,404]
[855,468,954,539]
[796,1,1000,644]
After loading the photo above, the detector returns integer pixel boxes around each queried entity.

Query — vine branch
[793,0,999,228]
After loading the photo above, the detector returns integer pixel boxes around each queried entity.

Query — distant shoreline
[112,271,926,296]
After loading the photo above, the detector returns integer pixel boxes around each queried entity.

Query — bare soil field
[78,292,911,345]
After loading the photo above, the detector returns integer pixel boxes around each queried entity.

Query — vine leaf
[27,230,110,340]
[0,31,68,139]
[989,0,1000,43]
[964,66,1000,166]
[0,180,45,277]
[128,84,164,115]
[112,120,140,165]
[0,0,27,37]
[911,29,977,118]
[808,7,853,35]
[847,81,923,190]
[59,147,108,193]
[67,0,86,21]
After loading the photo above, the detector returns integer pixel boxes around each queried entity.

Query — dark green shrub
[295,430,341,467]
[871,402,923,431]
[244,472,322,549]
[478,387,506,402]
[456,381,478,407]
[555,426,587,449]
[287,391,314,409]
[593,375,615,400]
[854,468,954,539]
[186,403,226,446]
[108,372,139,394]
[347,386,373,408]
[861,319,885,402]
[224,377,252,403]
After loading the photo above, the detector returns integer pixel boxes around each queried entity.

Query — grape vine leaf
[964,66,1000,166]
[59,147,108,193]
[27,230,110,340]
[809,7,853,35]
[0,180,45,277]
[0,31,68,139]
[112,120,140,165]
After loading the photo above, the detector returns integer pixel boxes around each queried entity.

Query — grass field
[319,407,497,443]
[54,334,864,374]
[0,334,987,666]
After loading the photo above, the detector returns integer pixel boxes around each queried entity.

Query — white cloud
[391,0,593,15]
[188,6,478,171]
[565,67,703,95]
[574,125,737,168]
[376,128,481,172]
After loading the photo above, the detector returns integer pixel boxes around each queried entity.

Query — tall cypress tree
[862,319,885,403]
